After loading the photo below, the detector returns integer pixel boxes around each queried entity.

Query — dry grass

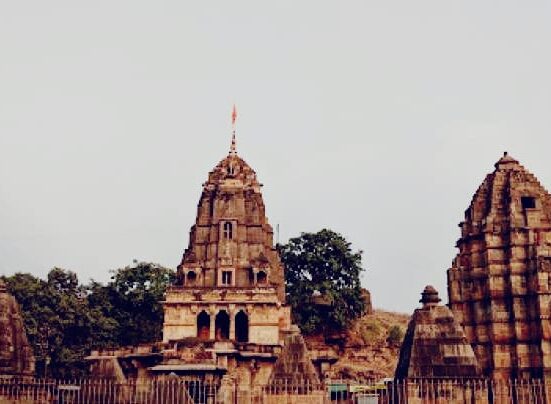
[305,309,410,381]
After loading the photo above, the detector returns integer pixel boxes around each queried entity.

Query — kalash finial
[230,104,238,156]
[420,285,441,308]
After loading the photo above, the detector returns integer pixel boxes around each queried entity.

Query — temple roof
[395,287,480,379]
[494,151,519,168]
[464,152,551,225]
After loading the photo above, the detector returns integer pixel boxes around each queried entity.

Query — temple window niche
[186,271,197,286]
[197,311,210,340]
[215,311,230,340]
[220,269,234,286]
[257,270,267,285]
[521,196,536,210]
[223,222,233,239]
[235,310,249,343]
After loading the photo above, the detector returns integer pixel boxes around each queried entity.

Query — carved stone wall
[448,152,551,379]
[175,149,285,301]
[163,140,290,345]
[0,279,35,376]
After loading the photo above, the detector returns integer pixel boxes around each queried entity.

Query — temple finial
[230,105,237,156]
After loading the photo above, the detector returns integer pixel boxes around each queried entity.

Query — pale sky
[1,1,550,313]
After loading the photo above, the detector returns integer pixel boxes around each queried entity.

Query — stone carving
[395,286,480,378]
[0,279,35,376]
[448,152,551,379]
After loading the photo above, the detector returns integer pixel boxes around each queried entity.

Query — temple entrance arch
[235,310,249,343]
[197,311,210,340]
[215,310,230,340]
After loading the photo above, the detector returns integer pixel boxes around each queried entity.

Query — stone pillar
[229,307,236,340]
[209,307,216,340]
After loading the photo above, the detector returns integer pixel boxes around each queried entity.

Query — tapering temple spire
[230,104,238,156]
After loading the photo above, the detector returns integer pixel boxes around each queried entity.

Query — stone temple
[395,285,480,379]
[0,279,35,377]
[87,131,322,390]
[159,133,292,382]
[448,152,551,380]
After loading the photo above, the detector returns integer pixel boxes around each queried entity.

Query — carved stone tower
[395,286,480,378]
[0,279,35,377]
[163,135,290,347]
[448,152,551,379]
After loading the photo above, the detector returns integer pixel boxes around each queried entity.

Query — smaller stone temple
[267,325,320,386]
[395,286,480,379]
[0,279,35,377]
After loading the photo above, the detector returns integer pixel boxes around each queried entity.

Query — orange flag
[232,105,237,125]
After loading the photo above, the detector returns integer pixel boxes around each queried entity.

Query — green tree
[3,268,117,378]
[386,325,404,346]
[278,229,366,334]
[3,262,174,377]
[90,261,176,345]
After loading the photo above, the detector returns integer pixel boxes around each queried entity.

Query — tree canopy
[2,262,174,378]
[278,229,366,334]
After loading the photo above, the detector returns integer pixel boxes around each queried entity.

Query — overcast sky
[1,1,550,313]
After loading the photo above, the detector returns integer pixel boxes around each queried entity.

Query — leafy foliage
[278,229,366,334]
[90,261,176,345]
[386,325,404,346]
[2,261,174,378]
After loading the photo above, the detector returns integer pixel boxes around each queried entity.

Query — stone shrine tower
[448,153,551,379]
[162,130,291,358]
[395,286,480,379]
[0,279,35,377]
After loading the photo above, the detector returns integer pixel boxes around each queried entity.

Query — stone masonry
[395,286,480,379]
[0,279,35,377]
[448,152,551,379]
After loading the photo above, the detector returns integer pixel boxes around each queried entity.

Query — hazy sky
[1,1,550,313]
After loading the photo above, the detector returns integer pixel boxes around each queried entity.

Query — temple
[0,279,35,377]
[159,131,292,382]
[395,286,480,379]
[448,152,551,380]
[88,126,298,390]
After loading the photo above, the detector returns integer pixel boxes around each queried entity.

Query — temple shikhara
[86,122,322,391]
[159,131,293,382]
[448,152,551,380]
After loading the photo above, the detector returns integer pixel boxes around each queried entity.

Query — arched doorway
[197,311,210,340]
[235,310,249,343]
[186,271,197,286]
[215,311,230,340]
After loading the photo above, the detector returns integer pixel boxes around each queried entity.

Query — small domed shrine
[448,152,551,379]
[0,279,35,377]
[395,286,480,378]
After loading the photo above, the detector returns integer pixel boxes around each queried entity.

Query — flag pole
[230,104,237,155]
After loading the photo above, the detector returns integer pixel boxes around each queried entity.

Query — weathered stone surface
[268,325,320,385]
[162,136,291,345]
[395,286,480,378]
[448,152,551,380]
[0,279,35,376]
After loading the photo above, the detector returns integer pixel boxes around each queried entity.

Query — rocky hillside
[304,309,410,381]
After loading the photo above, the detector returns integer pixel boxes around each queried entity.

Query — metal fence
[0,377,550,403]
